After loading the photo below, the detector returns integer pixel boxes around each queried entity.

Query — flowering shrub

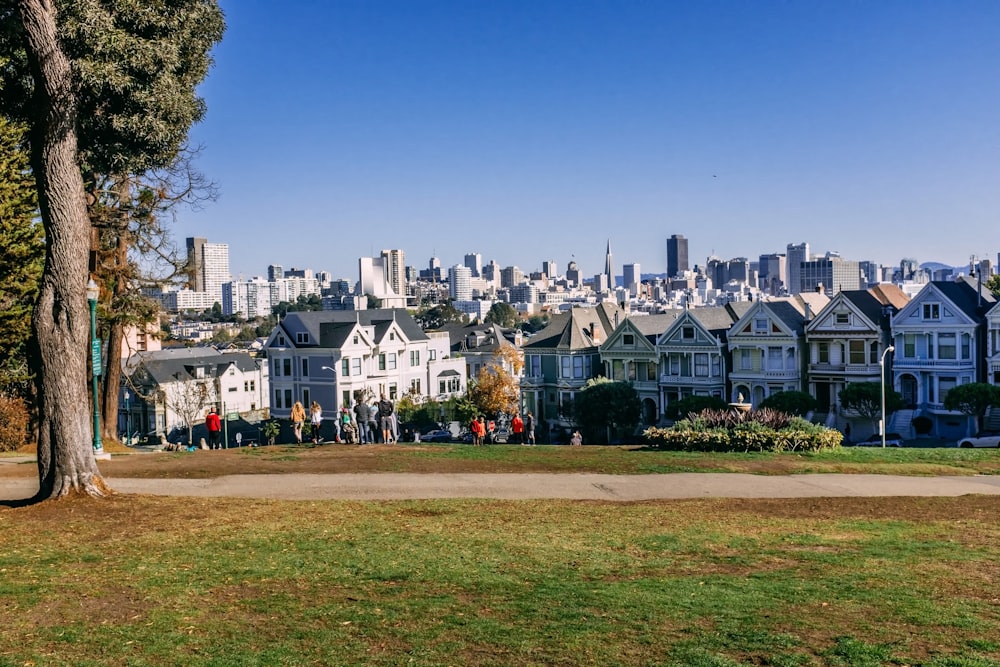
[645,409,841,452]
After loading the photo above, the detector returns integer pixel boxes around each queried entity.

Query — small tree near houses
[839,381,905,436]
[162,378,212,445]
[943,383,1000,433]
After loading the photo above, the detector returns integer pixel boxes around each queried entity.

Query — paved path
[4,473,1000,501]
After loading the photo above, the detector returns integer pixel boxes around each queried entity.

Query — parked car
[957,431,1000,448]
[421,429,454,443]
[490,428,510,444]
[855,433,904,447]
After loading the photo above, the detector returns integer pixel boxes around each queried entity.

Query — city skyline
[174,1,1000,279]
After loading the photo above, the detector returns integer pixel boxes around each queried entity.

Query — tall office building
[185,236,230,301]
[541,260,558,279]
[799,256,862,295]
[785,242,810,296]
[667,234,689,277]
[603,239,614,289]
[380,249,406,297]
[463,252,482,278]
[448,265,472,301]
[500,265,524,288]
[267,264,283,282]
[566,261,581,288]
[622,263,640,297]
[758,253,786,294]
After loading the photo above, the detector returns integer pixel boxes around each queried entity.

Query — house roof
[868,283,910,311]
[839,290,888,327]
[524,302,626,351]
[126,347,258,385]
[628,311,683,342]
[437,322,516,354]
[932,278,996,320]
[277,309,429,348]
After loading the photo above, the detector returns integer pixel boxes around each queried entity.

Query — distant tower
[463,252,482,278]
[380,249,406,296]
[666,234,689,277]
[566,260,580,288]
[186,236,230,300]
[604,239,614,289]
[786,242,810,295]
[267,264,283,282]
[448,265,472,301]
[623,263,640,297]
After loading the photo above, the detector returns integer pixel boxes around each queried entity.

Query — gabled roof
[524,302,625,351]
[690,304,745,335]
[273,309,429,349]
[126,347,258,385]
[868,283,909,311]
[437,322,515,354]
[933,278,996,320]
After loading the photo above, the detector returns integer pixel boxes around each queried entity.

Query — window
[561,356,571,378]
[573,356,585,378]
[302,389,309,408]
[447,377,461,392]
[250,380,255,392]
[904,334,916,357]
[869,342,878,365]
[387,353,397,370]
[695,353,709,377]
[277,335,286,346]
[939,377,957,403]
[528,354,541,377]
[767,347,782,371]
[628,363,637,381]
[835,313,849,325]
[410,378,421,394]
[228,385,237,392]
[351,358,361,375]
[389,383,398,399]
[282,359,291,376]
[712,356,721,376]
[429,349,437,361]
[274,389,282,409]
[962,333,971,359]
[848,340,865,365]
[342,390,351,406]
[648,362,658,381]
[818,342,829,363]
[682,327,695,340]
[938,333,956,360]
[612,360,625,381]
[740,349,752,370]
[439,380,446,394]
[623,334,635,346]
[229,368,236,376]
[410,350,420,366]
[378,353,386,371]
[754,318,769,333]
[296,332,309,344]
[669,354,680,375]
[195,366,205,379]
[923,303,940,320]
[342,358,350,375]
[302,358,309,376]
[283,389,292,408]
[244,381,250,392]
[353,335,359,344]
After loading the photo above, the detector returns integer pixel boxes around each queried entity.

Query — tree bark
[100,198,129,444]
[19,0,110,498]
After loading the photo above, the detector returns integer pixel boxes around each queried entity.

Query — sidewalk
[4,473,1000,501]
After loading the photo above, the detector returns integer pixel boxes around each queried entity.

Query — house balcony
[892,359,974,370]
[729,369,799,381]
[808,363,881,376]
[660,375,723,386]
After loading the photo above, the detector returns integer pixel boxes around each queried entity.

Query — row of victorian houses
[523,276,999,442]
[120,276,999,445]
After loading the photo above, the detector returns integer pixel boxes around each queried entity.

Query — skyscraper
[786,242,810,296]
[623,263,640,297]
[448,265,472,301]
[463,252,482,278]
[667,234,689,277]
[185,236,230,301]
[380,249,406,297]
[604,239,614,289]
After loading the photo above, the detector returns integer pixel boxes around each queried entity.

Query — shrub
[644,408,842,453]
[758,391,819,417]
[0,394,29,452]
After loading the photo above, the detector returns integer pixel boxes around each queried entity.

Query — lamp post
[86,279,104,455]
[124,390,131,446]
[880,345,895,448]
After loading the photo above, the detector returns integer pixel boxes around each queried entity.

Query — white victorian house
[265,309,467,419]
[889,278,995,439]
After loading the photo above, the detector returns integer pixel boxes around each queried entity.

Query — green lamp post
[87,279,104,454]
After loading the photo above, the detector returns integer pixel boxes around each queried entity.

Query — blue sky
[176,0,1000,281]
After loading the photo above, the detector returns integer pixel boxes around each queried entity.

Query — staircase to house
[888,409,915,439]
[984,407,1000,432]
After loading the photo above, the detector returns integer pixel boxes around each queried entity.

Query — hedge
[644,416,842,453]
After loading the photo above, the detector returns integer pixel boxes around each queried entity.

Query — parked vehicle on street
[855,433,904,447]
[421,429,454,443]
[957,431,1000,448]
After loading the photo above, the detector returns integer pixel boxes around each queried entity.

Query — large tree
[2,0,223,498]
[573,378,641,445]
[838,381,905,435]
[943,383,1000,433]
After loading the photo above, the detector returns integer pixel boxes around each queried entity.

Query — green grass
[2,495,1000,665]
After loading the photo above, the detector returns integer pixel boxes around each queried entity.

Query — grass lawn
[2,494,1000,666]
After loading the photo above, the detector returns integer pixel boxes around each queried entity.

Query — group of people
[289,395,397,445]
[468,411,536,445]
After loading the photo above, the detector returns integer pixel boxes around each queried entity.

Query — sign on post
[91,339,102,376]
[227,412,239,421]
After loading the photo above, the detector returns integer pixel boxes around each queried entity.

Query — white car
[957,432,1000,448]
[856,433,903,447]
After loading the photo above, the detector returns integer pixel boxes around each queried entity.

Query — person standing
[469,415,482,446]
[570,430,582,446]
[310,401,323,444]
[377,394,394,444]
[511,412,525,445]
[205,407,222,450]
[354,399,371,444]
[525,411,536,445]
[476,416,487,446]
[290,400,306,444]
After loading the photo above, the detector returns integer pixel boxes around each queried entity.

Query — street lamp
[86,279,104,455]
[124,390,131,446]
[880,345,895,448]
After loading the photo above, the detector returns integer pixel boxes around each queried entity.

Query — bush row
[644,415,842,453]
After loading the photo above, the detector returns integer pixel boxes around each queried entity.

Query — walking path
[4,472,1000,501]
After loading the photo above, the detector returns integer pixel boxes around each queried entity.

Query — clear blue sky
[176,0,1000,281]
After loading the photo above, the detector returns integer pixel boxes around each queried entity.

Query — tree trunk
[19,0,110,498]
[100,231,129,443]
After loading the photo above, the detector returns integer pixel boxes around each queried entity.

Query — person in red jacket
[511,412,525,445]
[205,407,222,449]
